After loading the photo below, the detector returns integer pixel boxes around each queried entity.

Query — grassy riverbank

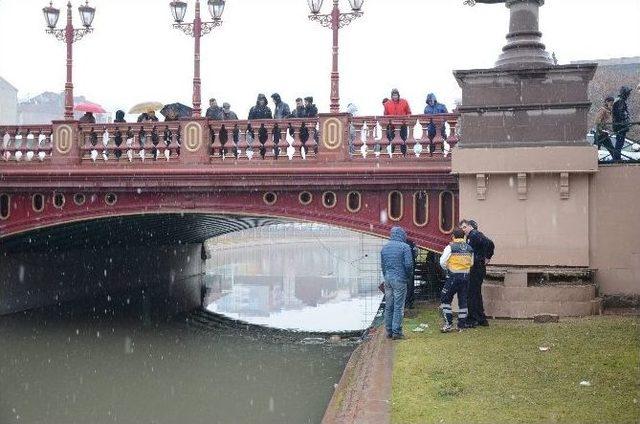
[392,307,640,424]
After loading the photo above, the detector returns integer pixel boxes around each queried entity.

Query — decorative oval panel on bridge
[54,124,73,155]
[184,121,203,152]
[322,117,343,150]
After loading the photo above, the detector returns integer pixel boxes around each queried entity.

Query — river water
[0,223,385,424]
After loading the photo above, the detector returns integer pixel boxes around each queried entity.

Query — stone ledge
[483,283,601,318]
[452,146,598,174]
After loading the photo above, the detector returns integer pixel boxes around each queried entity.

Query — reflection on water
[204,224,385,332]
[0,295,353,424]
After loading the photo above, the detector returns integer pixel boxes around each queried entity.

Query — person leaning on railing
[424,92,448,153]
[594,96,616,160]
[383,88,411,116]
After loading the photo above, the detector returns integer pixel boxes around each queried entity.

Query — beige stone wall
[453,146,597,267]
[589,164,640,296]
[459,173,591,266]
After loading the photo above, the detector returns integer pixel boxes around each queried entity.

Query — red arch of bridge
[0,187,458,253]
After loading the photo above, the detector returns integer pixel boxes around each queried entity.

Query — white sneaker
[440,324,454,333]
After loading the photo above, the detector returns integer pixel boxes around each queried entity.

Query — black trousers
[468,264,487,323]
[405,271,415,307]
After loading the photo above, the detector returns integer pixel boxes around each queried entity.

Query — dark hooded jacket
[290,106,307,118]
[612,86,632,132]
[206,105,223,120]
[248,94,273,120]
[114,110,126,123]
[424,93,448,114]
[271,94,291,119]
[304,97,318,118]
[380,227,414,283]
[79,112,96,124]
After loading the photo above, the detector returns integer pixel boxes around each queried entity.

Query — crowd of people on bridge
[75,88,452,125]
[205,94,319,121]
[380,221,494,339]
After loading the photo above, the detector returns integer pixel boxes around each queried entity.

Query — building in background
[0,76,18,125]
[18,91,110,124]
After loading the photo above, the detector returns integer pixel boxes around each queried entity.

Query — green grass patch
[392,307,640,424]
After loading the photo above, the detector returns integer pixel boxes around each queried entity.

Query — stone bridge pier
[452,0,640,317]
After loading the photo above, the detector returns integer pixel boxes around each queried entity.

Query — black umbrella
[160,103,193,120]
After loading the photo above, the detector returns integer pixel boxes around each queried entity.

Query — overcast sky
[1,0,639,117]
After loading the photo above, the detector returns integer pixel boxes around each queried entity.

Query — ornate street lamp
[170,0,225,118]
[308,0,364,114]
[42,1,96,120]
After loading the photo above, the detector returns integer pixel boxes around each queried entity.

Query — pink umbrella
[74,102,106,113]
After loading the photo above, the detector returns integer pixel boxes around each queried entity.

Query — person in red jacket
[383,88,411,116]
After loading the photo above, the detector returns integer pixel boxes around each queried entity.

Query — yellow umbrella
[128,101,164,114]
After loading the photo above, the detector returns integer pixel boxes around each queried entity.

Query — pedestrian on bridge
[612,86,633,162]
[383,89,411,116]
[248,94,273,120]
[271,93,291,119]
[206,98,223,120]
[594,96,616,160]
[290,98,306,118]
[304,96,318,118]
[221,103,238,120]
[381,226,414,340]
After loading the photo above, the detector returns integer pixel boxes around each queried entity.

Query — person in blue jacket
[424,93,448,154]
[381,226,414,340]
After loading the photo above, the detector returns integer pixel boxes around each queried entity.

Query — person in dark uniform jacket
[404,238,419,309]
[460,219,494,327]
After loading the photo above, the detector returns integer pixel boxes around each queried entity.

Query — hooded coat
[114,110,126,123]
[612,86,632,132]
[380,227,414,283]
[271,94,291,119]
[248,94,273,120]
[424,93,448,114]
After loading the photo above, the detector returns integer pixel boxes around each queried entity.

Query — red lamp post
[308,0,364,114]
[42,1,96,121]
[170,0,225,119]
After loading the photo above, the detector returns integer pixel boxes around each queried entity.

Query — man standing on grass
[439,228,474,332]
[381,226,414,340]
[460,219,495,327]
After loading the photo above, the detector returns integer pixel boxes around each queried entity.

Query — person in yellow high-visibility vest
[439,228,474,332]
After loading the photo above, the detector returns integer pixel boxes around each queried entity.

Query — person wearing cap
[594,96,616,160]
[271,93,291,119]
[383,89,411,116]
[248,94,273,120]
[289,98,306,118]
[304,96,318,118]
[221,102,238,120]
[612,86,633,161]
[459,219,494,327]
[206,98,223,120]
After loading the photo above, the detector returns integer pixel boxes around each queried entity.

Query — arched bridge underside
[0,214,287,254]
[0,176,458,254]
